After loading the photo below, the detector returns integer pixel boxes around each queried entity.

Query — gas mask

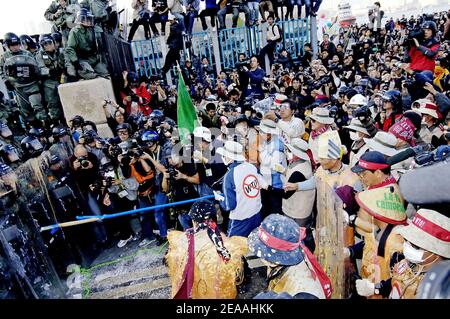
[349,131,362,141]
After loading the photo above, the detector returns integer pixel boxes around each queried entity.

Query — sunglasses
[118,130,129,135]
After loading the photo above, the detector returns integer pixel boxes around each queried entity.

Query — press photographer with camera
[162,148,200,230]
[404,20,440,72]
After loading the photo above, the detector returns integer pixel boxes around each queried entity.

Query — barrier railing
[130,18,310,78]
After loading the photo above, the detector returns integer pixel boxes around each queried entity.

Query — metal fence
[130,18,310,81]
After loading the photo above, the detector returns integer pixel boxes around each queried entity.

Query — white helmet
[349,94,368,106]
[193,126,212,143]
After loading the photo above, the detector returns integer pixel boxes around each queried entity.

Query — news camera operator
[404,20,441,72]
[69,144,108,245]
[162,147,200,230]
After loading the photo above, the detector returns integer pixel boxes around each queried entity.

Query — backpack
[272,24,283,43]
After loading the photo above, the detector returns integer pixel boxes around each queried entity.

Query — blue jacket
[246,67,265,97]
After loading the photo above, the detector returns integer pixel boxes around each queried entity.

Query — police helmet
[116,123,132,133]
[51,126,67,138]
[76,8,94,27]
[28,127,45,138]
[3,32,21,48]
[20,136,44,158]
[149,110,164,125]
[49,154,62,166]
[0,144,20,164]
[381,90,402,109]
[39,34,54,48]
[338,86,351,96]
[51,32,63,45]
[19,35,38,50]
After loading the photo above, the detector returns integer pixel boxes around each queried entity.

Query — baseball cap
[351,151,389,174]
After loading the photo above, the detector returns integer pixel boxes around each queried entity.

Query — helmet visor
[77,14,94,26]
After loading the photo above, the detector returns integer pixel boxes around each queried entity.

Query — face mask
[349,131,362,141]
[236,125,248,137]
[403,241,425,264]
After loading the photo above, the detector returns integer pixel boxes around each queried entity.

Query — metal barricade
[275,18,310,59]
[130,38,164,77]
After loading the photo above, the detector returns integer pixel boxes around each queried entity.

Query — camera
[405,27,424,47]
[236,59,250,70]
[167,166,177,180]
[77,156,91,168]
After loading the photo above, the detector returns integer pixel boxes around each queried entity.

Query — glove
[213,191,224,202]
[72,61,81,71]
[4,80,15,91]
[356,279,375,297]
[343,247,351,258]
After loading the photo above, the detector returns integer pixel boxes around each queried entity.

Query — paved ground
[65,236,267,299]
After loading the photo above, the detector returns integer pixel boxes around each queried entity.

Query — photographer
[120,71,152,116]
[162,148,200,230]
[242,56,265,99]
[405,21,440,72]
[104,102,128,136]
[69,144,108,245]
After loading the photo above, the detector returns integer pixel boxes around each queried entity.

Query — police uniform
[44,0,79,41]
[0,50,47,122]
[65,25,109,80]
[35,48,66,121]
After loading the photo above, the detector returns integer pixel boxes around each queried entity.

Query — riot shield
[315,177,352,299]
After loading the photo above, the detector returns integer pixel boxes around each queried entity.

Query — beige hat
[273,94,288,108]
[286,138,310,161]
[417,102,442,120]
[355,183,407,225]
[364,131,400,157]
[343,118,369,135]
[309,107,334,125]
[399,209,450,258]
[256,119,279,134]
[216,141,246,161]
[318,130,343,160]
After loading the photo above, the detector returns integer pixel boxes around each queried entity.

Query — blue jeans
[178,213,193,230]
[172,12,186,31]
[154,190,169,238]
[227,212,262,237]
[138,197,156,240]
[247,2,259,24]
[87,192,107,243]
[185,11,197,34]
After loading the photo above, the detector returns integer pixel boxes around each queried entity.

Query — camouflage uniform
[35,48,66,121]
[65,25,109,80]
[0,50,48,122]
[44,0,80,42]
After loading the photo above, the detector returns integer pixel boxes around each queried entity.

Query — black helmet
[76,8,94,27]
[39,34,54,48]
[116,123,132,133]
[422,20,437,34]
[70,115,85,128]
[417,261,450,299]
[28,127,45,138]
[51,32,62,45]
[381,90,402,109]
[338,86,351,96]
[149,109,164,126]
[19,35,38,50]
[0,144,20,164]
[21,136,44,158]
[51,126,67,138]
[3,32,21,48]
[127,71,139,85]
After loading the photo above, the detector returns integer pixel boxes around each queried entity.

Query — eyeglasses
[118,130,129,135]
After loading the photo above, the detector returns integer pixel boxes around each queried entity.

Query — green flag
[177,71,198,145]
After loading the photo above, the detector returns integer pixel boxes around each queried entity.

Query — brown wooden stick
[40,217,101,232]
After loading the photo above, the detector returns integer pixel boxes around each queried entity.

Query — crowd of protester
[1,0,450,299]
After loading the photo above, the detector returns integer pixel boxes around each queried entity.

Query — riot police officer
[44,0,80,43]
[80,0,118,34]
[0,32,48,127]
[35,34,66,123]
[19,35,39,56]
[65,8,109,80]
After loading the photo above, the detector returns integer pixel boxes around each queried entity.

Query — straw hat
[399,209,450,258]
[309,107,334,125]
[216,140,245,161]
[355,183,407,225]
[343,118,369,135]
[286,138,310,161]
[364,131,400,157]
[256,119,279,135]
